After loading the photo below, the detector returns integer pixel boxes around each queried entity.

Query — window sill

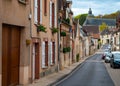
[42,66,48,69]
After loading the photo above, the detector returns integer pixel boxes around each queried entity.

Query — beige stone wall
[31,0,58,75]
[2,1,29,26]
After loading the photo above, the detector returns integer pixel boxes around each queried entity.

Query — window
[34,0,41,24]
[44,0,47,16]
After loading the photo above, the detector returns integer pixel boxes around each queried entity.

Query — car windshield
[113,53,120,59]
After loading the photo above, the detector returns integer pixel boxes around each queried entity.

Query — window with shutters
[44,0,47,16]
[34,0,41,24]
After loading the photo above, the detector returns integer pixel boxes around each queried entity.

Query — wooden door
[32,43,40,80]
[35,43,39,79]
[2,25,20,86]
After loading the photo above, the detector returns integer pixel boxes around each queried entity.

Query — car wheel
[110,64,112,68]
[112,64,115,69]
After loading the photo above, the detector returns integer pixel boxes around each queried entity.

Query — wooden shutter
[42,42,45,68]
[44,0,47,15]
[40,0,42,24]
[37,0,40,24]
[52,3,55,27]
[52,42,55,64]
[54,4,57,27]
[49,1,52,28]
[34,0,38,24]
[45,41,48,66]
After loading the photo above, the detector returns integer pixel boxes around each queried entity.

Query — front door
[32,43,39,80]
[2,24,20,86]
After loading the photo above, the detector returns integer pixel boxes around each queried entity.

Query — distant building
[83,8,116,50]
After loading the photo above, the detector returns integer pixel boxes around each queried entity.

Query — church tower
[87,8,94,18]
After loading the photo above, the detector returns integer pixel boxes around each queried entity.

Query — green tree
[99,22,108,32]
[74,14,88,26]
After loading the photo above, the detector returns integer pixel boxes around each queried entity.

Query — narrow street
[55,54,115,86]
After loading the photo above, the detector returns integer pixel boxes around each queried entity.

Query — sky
[71,0,120,16]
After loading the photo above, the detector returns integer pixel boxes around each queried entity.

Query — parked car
[102,49,111,59]
[110,51,120,68]
[104,52,112,63]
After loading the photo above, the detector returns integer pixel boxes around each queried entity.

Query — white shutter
[40,0,42,24]
[49,1,52,28]
[42,42,46,68]
[48,42,51,65]
[34,0,38,24]
[54,42,56,64]
[49,42,53,65]
[54,4,57,27]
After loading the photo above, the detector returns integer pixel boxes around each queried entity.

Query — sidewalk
[27,57,89,86]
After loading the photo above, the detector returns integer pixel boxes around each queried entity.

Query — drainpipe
[29,0,33,83]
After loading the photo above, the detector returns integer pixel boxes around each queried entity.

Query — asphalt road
[56,54,115,86]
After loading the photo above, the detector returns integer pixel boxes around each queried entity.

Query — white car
[104,52,112,63]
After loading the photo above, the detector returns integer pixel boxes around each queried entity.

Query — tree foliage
[99,22,108,32]
[74,14,88,26]
[95,11,120,19]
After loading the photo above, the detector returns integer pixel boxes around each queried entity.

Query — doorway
[32,43,40,80]
[2,24,20,86]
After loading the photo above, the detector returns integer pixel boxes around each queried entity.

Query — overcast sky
[71,0,120,16]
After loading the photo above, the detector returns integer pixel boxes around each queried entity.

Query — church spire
[87,8,94,18]
[88,8,92,15]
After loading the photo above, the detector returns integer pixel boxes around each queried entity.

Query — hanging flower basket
[66,47,71,52]
[51,27,58,34]
[63,47,71,53]
[60,31,66,37]
[37,25,46,33]
[63,47,67,53]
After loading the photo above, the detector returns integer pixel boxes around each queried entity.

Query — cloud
[72,0,120,16]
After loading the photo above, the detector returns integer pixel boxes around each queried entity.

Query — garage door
[2,24,20,86]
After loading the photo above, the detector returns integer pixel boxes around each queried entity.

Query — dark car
[110,51,120,68]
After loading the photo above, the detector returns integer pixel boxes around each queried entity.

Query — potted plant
[76,53,79,62]
[66,47,71,52]
[51,27,58,34]
[63,47,67,53]
[60,31,66,37]
[37,24,46,33]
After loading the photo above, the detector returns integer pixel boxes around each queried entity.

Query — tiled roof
[100,29,112,35]
[92,34,100,39]
[82,26,99,34]
[84,18,116,26]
